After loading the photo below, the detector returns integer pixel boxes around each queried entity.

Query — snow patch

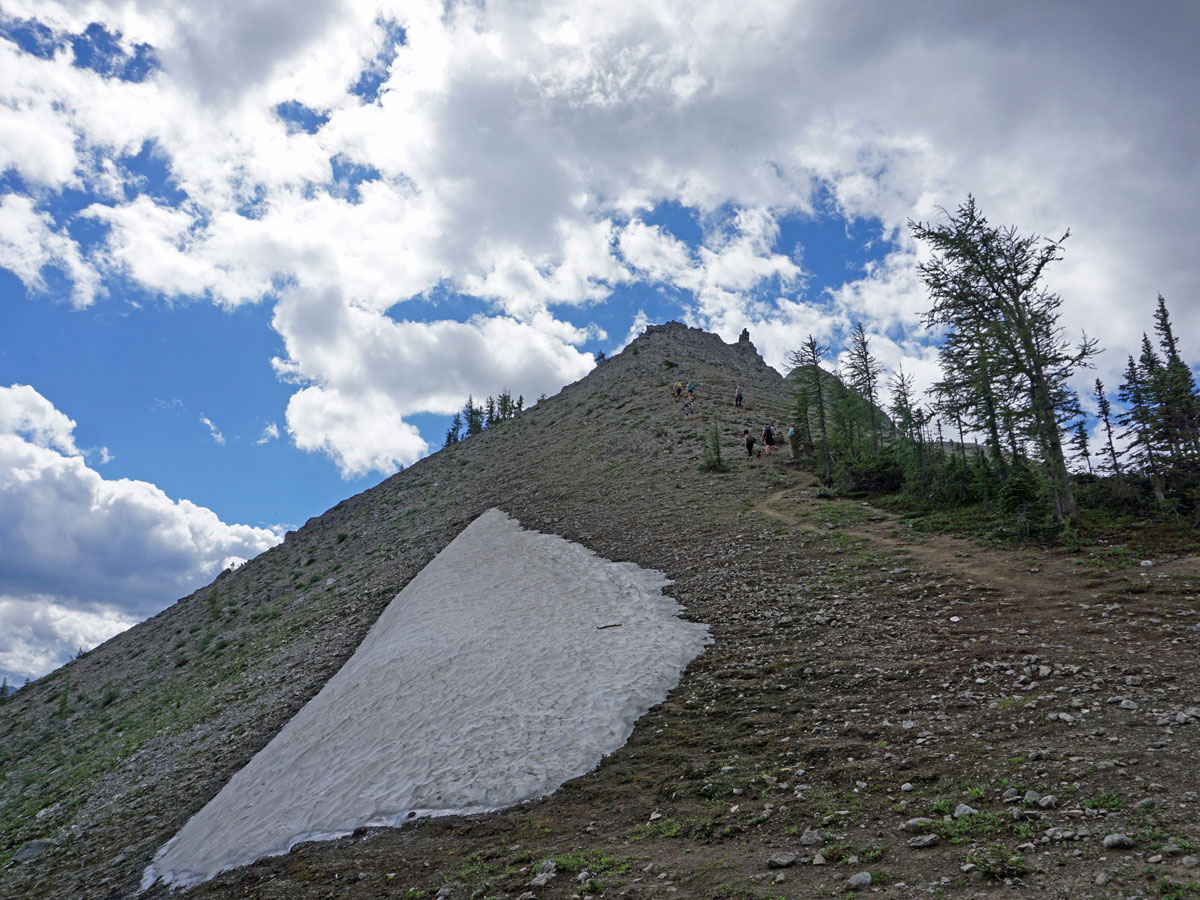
[142,508,710,889]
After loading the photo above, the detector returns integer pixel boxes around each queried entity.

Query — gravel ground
[2,322,1198,900]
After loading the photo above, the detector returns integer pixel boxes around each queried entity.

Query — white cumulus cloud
[0,385,281,683]
[1,0,1198,473]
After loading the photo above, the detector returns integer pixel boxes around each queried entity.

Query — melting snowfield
[142,509,710,889]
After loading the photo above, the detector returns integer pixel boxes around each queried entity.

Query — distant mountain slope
[784,363,896,438]
[0,322,795,900]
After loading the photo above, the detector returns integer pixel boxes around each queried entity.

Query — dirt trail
[755,481,1198,608]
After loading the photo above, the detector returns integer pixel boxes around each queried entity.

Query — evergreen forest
[787,197,1200,543]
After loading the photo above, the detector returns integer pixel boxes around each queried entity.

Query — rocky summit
[3,322,1199,900]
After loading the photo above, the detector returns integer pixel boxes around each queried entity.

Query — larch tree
[1151,296,1200,468]
[843,321,885,450]
[1093,379,1128,493]
[1118,354,1167,505]
[910,196,1098,526]
[789,336,832,482]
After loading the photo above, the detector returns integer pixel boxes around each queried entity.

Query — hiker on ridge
[687,381,695,401]
[743,428,756,458]
[734,385,743,407]
[761,423,775,456]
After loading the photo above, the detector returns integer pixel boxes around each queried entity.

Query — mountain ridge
[4,321,1199,900]
[0,321,797,899]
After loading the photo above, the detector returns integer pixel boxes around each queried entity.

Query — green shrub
[967,844,1028,880]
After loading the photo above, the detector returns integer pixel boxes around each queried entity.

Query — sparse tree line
[443,388,526,446]
[788,196,1200,535]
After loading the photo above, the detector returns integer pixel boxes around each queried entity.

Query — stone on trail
[1103,833,1134,849]
[1181,855,1199,869]
[901,817,934,833]
[953,803,978,818]
[798,827,822,846]
[845,871,872,890]
[908,834,939,848]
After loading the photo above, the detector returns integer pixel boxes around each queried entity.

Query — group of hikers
[742,423,778,458]
[671,379,697,415]
[670,378,787,460]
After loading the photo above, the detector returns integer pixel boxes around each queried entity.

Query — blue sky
[2,0,1199,685]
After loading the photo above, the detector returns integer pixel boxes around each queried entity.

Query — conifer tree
[843,322,884,449]
[789,336,832,482]
[484,396,497,429]
[1151,295,1200,467]
[463,396,484,436]
[930,334,1011,478]
[1068,421,1092,474]
[888,365,919,444]
[791,384,814,456]
[1118,355,1166,505]
[911,196,1098,525]
[1093,379,1125,485]
[443,412,463,447]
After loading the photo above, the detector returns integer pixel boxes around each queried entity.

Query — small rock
[766,851,797,869]
[1120,699,1139,710]
[1103,833,1134,849]
[1095,873,1111,886]
[1149,854,1163,864]
[1181,855,1199,869]
[1023,789,1042,804]
[798,827,822,847]
[1038,795,1059,809]
[845,871,872,891]
[1017,842,1036,853]
[812,853,826,866]
[537,860,557,875]
[13,840,55,862]
[901,720,916,729]
[908,834,939,848]
[901,817,934,833]
[954,803,979,818]
[901,782,914,792]
[1003,787,1020,800]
